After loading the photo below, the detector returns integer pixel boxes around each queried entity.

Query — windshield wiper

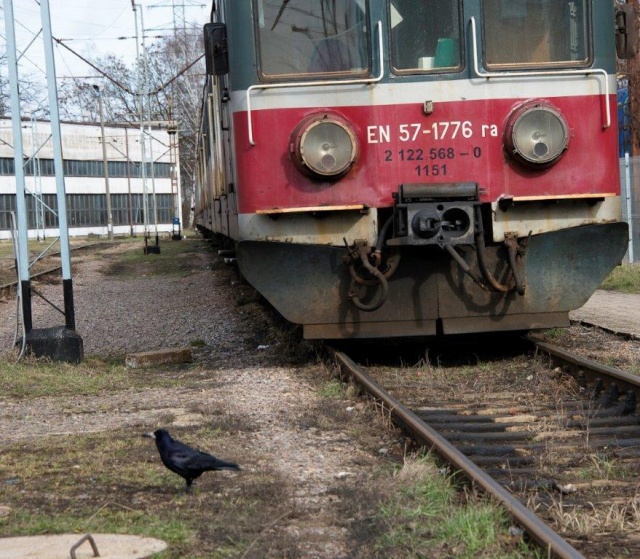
[271,0,291,31]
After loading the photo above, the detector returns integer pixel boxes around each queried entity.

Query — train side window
[389,0,462,73]
[482,0,590,68]
[253,0,369,79]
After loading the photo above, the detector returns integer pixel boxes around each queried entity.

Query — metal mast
[40,0,77,332]
[3,0,32,332]
[2,0,83,361]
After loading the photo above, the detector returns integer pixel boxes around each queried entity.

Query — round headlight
[290,114,358,179]
[504,102,569,167]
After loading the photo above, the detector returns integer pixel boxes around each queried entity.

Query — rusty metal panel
[236,240,440,326]
[491,196,622,242]
[442,312,569,335]
[438,222,629,320]
[236,222,628,339]
[304,320,437,339]
[237,211,377,246]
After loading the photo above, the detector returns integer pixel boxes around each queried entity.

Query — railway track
[330,337,640,559]
[0,242,109,298]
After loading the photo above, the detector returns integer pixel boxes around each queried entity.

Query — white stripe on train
[230,74,616,113]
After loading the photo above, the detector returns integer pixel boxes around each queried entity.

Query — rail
[531,337,640,393]
[331,348,587,559]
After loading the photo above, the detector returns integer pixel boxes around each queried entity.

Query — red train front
[196,1,634,339]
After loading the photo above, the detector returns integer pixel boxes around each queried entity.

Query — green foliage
[600,263,640,294]
[0,356,130,398]
[577,454,635,481]
[319,380,345,399]
[0,429,289,558]
[376,456,542,559]
[101,240,209,278]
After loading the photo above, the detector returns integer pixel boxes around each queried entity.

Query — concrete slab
[125,347,192,368]
[0,533,166,559]
[570,290,640,338]
[23,327,84,363]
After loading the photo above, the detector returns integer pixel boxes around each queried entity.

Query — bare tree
[147,28,205,221]
[58,27,205,226]
[0,46,48,118]
[0,50,7,117]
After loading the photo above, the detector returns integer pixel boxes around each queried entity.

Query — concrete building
[0,117,181,240]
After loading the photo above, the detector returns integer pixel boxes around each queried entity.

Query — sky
[2,0,210,83]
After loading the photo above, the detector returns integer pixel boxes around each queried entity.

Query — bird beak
[142,431,156,439]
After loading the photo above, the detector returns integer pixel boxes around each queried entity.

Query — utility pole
[41,0,81,359]
[147,0,203,241]
[132,1,151,247]
[1,0,84,362]
[3,0,33,334]
[93,85,114,241]
[124,127,135,237]
[168,125,182,239]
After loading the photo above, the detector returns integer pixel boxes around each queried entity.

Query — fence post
[625,152,634,263]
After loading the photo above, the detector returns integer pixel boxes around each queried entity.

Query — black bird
[144,428,240,490]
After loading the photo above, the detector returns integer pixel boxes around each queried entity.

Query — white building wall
[0,118,181,240]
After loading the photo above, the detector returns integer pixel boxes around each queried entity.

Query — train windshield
[254,0,369,78]
[389,0,462,72]
[482,0,590,68]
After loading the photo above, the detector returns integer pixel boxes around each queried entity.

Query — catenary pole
[93,85,114,241]
[3,0,33,332]
[624,153,634,263]
[40,0,76,330]
[131,2,150,239]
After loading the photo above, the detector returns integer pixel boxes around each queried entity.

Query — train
[195,1,636,340]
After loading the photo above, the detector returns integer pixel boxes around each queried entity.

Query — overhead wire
[4,1,205,97]
[52,37,204,96]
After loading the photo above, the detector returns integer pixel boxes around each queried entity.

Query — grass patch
[0,355,222,399]
[0,238,120,286]
[537,489,640,536]
[577,454,636,481]
[539,328,567,341]
[600,263,640,294]
[375,456,543,559]
[0,356,132,398]
[0,429,292,558]
[101,239,212,278]
[6,509,190,546]
[319,380,345,399]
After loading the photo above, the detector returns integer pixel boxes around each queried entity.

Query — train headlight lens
[291,115,358,179]
[505,103,569,167]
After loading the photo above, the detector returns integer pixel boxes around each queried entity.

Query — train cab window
[254,0,369,79]
[482,0,590,68]
[389,0,462,73]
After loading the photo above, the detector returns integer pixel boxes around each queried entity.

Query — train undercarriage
[235,219,628,339]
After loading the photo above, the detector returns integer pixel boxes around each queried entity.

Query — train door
[212,0,236,239]
[220,78,237,239]
[207,77,229,236]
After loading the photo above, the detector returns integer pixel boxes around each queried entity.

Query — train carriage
[196,0,635,339]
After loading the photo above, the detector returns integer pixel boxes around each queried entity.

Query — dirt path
[0,240,398,558]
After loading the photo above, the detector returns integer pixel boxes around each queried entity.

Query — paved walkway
[570,290,640,338]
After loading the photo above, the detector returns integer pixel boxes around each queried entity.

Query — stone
[23,327,84,363]
[125,347,192,368]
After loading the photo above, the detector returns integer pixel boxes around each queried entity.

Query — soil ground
[0,239,405,559]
